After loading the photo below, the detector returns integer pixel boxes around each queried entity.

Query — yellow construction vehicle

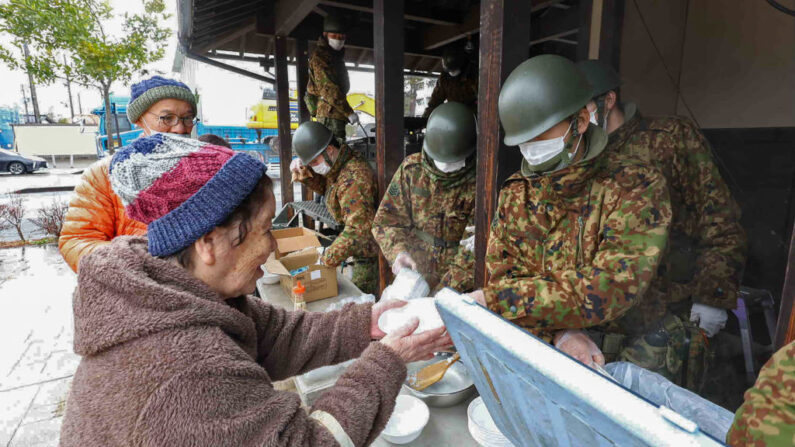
[246,90,375,131]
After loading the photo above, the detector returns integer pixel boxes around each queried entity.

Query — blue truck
[0,107,21,149]
[93,96,278,163]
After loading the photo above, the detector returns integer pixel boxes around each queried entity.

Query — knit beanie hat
[109,134,266,257]
[127,76,197,124]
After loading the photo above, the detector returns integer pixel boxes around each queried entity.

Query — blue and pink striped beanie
[109,134,265,256]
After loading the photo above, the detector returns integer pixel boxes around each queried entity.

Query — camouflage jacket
[307,37,353,121]
[372,152,476,292]
[298,145,378,265]
[727,340,795,446]
[484,125,673,335]
[422,64,478,119]
[609,105,746,309]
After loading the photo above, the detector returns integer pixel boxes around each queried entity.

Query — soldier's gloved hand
[348,113,359,125]
[290,158,313,183]
[690,303,728,337]
[392,252,418,275]
[290,157,303,172]
[554,330,605,367]
[460,235,475,253]
[467,290,486,306]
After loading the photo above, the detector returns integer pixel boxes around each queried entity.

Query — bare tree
[32,199,68,237]
[0,203,11,233]
[0,194,26,242]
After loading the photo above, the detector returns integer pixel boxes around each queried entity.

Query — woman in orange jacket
[59,76,198,272]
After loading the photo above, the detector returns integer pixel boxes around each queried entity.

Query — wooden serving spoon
[407,353,461,391]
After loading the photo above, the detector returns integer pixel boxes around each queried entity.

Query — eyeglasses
[147,112,199,128]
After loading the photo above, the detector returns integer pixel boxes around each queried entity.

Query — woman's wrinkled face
[212,190,277,298]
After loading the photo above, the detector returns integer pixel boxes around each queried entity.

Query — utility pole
[63,55,75,121]
[22,43,41,124]
[20,84,30,120]
[77,92,83,115]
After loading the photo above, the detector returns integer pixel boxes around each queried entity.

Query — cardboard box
[264,227,338,302]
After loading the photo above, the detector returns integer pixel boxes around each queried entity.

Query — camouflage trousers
[617,314,714,393]
[350,257,378,296]
[318,116,347,144]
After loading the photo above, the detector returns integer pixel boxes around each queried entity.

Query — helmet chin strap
[322,149,335,167]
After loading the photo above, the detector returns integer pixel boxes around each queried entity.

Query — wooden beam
[530,28,579,46]
[474,0,531,290]
[194,20,255,54]
[422,0,566,50]
[275,0,320,36]
[422,4,480,50]
[374,0,405,292]
[274,35,294,206]
[319,0,458,26]
[776,221,795,348]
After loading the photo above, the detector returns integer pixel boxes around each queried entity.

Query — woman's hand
[554,330,605,367]
[370,299,408,339]
[379,318,453,363]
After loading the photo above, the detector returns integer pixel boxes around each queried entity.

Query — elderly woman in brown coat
[60,134,451,446]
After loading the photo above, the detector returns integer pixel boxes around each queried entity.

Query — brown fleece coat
[60,236,407,446]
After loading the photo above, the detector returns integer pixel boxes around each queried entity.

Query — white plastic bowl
[467,397,515,447]
[260,265,281,285]
[380,395,430,444]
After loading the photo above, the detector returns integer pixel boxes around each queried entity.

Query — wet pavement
[0,244,78,446]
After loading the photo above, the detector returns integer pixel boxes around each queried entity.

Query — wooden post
[576,0,625,67]
[374,0,405,291]
[295,38,314,228]
[295,39,311,124]
[473,0,531,289]
[598,0,625,70]
[776,223,795,348]
[274,35,294,207]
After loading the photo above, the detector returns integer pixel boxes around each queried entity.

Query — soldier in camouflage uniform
[306,14,358,142]
[291,121,379,294]
[727,339,795,446]
[578,59,747,391]
[468,55,679,376]
[421,46,478,120]
[373,102,477,293]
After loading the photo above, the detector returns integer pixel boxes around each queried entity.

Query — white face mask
[434,159,466,173]
[447,69,461,77]
[328,38,345,51]
[312,160,331,175]
[517,122,572,166]
[589,110,598,125]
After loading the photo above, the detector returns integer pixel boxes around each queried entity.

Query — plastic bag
[381,268,430,302]
[324,294,375,312]
[605,362,735,440]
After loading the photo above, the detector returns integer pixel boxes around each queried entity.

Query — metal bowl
[404,352,477,407]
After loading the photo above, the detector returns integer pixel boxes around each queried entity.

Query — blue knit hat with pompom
[127,76,197,123]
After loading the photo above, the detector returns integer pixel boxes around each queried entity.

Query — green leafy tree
[0,0,171,153]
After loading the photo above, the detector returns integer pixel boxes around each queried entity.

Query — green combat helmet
[423,102,477,163]
[575,59,620,98]
[499,54,593,146]
[323,14,345,34]
[293,121,334,165]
